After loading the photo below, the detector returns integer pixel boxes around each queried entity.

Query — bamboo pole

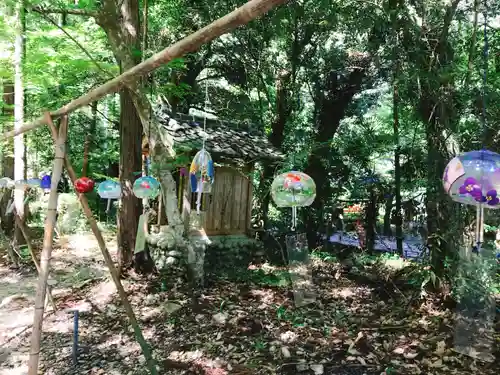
[13,212,57,312]
[2,0,288,140]
[28,116,67,375]
[45,114,158,374]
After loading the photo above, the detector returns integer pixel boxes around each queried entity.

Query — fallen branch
[3,0,289,140]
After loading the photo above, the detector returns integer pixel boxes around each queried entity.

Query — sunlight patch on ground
[97,334,140,357]
[56,233,117,259]
[141,306,163,321]
[168,349,204,362]
[0,273,23,285]
[250,289,278,306]
[0,364,28,375]
[329,286,372,300]
[63,233,103,257]
[382,257,407,270]
[0,307,33,339]
[44,316,73,334]
[88,281,117,307]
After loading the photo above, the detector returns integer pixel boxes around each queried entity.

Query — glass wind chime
[443,150,500,248]
[270,171,316,230]
[134,113,161,202]
[443,4,496,363]
[189,81,215,214]
[271,171,316,307]
[97,180,122,213]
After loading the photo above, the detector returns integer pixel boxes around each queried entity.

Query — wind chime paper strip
[134,213,148,254]
[285,233,316,307]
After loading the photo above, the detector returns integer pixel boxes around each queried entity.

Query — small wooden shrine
[152,104,283,236]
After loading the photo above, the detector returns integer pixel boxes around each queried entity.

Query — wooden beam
[3,0,289,140]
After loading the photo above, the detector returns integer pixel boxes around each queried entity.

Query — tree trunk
[1,82,14,237]
[102,0,144,272]
[389,0,403,255]
[416,0,462,276]
[304,58,370,248]
[261,71,290,227]
[365,187,376,252]
[383,192,393,236]
[117,89,143,270]
[393,67,403,255]
[13,1,26,251]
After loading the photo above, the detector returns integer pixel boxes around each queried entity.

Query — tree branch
[29,5,99,18]
[31,9,115,79]
[3,0,289,145]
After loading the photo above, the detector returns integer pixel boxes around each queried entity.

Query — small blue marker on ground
[73,310,79,365]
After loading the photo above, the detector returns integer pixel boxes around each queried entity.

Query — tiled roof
[154,105,284,162]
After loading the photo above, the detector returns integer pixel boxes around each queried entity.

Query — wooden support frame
[43,114,158,375]
[28,115,67,374]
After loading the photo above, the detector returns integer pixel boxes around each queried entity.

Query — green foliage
[0,0,497,297]
[29,193,91,235]
[218,267,291,288]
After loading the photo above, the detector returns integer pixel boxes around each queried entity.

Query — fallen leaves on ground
[0,252,498,375]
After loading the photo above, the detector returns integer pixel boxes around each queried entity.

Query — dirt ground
[0,234,498,375]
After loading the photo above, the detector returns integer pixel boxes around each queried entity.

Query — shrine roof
[154,104,284,162]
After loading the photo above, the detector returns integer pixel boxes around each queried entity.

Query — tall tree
[304,52,372,247]
[415,0,462,275]
[13,0,26,248]
[0,82,14,238]
[115,0,143,270]
[389,0,403,255]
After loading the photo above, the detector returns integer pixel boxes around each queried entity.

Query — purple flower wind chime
[443,150,500,251]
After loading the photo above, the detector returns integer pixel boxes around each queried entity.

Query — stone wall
[204,235,265,272]
[147,231,264,281]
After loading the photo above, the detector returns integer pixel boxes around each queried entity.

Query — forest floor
[0,233,498,375]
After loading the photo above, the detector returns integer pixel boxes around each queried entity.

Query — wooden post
[44,114,158,374]
[28,115,67,375]
[13,212,57,312]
